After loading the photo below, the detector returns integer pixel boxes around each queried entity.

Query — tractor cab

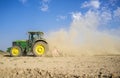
[28,31,44,42]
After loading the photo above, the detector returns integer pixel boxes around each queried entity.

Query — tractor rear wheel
[33,41,48,56]
[10,46,22,57]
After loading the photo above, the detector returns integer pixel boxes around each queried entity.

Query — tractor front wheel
[10,46,22,57]
[33,41,48,56]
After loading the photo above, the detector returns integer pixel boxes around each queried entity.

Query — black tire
[33,41,48,56]
[10,46,22,57]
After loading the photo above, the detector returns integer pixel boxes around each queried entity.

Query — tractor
[7,31,48,57]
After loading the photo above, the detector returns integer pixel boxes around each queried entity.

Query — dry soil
[0,52,120,78]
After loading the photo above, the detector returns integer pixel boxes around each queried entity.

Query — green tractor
[7,31,48,57]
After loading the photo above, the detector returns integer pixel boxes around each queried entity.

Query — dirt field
[0,52,120,78]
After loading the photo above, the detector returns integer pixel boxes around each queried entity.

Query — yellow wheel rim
[11,48,19,56]
[35,44,45,55]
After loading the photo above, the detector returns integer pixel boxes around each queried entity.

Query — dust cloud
[47,10,120,56]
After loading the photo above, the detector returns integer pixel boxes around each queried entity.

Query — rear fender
[35,40,48,44]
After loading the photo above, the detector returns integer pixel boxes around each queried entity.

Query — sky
[0,0,120,51]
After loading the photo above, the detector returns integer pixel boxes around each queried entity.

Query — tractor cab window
[33,35,38,39]
[28,34,34,42]
[29,34,39,42]
[34,34,41,39]
[12,42,16,46]
[28,32,42,42]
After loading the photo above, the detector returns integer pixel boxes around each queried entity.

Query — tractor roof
[28,31,44,35]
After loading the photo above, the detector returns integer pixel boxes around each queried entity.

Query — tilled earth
[0,53,120,78]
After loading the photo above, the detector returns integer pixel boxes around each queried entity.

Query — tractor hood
[7,40,28,53]
[12,40,28,48]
